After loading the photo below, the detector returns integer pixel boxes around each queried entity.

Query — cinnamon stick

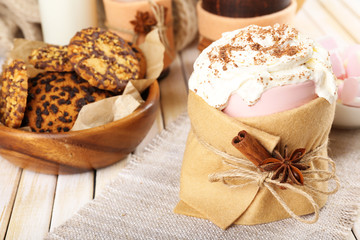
[232,130,272,166]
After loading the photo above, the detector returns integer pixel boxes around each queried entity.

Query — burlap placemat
[46,113,360,240]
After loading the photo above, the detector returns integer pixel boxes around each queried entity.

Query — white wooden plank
[49,171,94,231]
[0,158,21,239]
[341,0,360,18]
[95,157,129,198]
[294,8,325,39]
[5,170,56,240]
[303,0,355,45]
[135,108,164,153]
[317,0,360,42]
[159,55,188,126]
[179,40,199,83]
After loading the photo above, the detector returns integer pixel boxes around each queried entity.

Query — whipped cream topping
[189,24,337,109]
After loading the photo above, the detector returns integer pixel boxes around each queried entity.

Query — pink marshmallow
[341,77,359,106]
[317,36,338,51]
[342,44,360,62]
[330,51,346,79]
[223,81,317,118]
[346,51,360,78]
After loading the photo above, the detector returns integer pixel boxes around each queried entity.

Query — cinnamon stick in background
[232,130,272,166]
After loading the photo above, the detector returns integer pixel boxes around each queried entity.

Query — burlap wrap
[174,91,336,229]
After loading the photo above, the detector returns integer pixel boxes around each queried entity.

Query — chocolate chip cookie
[68,27,140,93]
[0,59,28,128]
[28,45,74,72]
[127,42,147,79]
[24,72,108,133]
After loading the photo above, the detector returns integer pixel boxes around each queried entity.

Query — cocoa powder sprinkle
[208,25,302,70]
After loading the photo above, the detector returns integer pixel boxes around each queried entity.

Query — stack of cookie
[0,27,147,133]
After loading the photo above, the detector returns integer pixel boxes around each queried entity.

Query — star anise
[260,146,309,185]
[130,11,157,34]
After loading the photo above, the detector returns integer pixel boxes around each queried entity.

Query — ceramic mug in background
[197,0,298,51]
[103,0,175,70]
[39,0,98,45]
[201,0,292,17]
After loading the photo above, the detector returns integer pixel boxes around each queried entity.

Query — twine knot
[257,171,270,187]
[196,130,340,224]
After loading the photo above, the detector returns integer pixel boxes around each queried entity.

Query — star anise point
[260,146,308,185]
[130,11,158,34]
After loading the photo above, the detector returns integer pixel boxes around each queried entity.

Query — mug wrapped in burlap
[174,91,339,229]
[103,0,175,70]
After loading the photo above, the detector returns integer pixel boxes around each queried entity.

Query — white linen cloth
[47,113,360,240]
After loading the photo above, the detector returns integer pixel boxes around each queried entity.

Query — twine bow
[148,0,173,58]
[197,135,340,224]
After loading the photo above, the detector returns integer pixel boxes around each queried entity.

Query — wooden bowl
[0,80,160,174]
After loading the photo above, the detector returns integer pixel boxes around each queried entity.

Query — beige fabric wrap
[174,91,336,229]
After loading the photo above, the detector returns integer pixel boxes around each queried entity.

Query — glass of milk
[39,0,98,45]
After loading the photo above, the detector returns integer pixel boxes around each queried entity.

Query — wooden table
[0,0,359,239]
